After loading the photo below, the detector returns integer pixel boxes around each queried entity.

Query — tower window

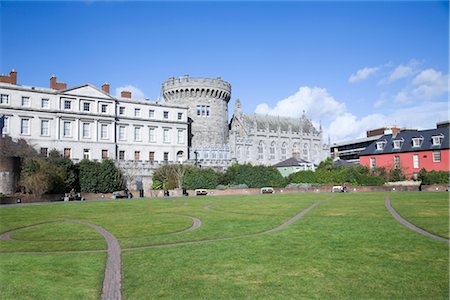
[196,105,210,117]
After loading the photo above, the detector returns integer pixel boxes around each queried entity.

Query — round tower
[162,74,231,149]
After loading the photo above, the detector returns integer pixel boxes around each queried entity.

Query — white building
[0,71,188,165]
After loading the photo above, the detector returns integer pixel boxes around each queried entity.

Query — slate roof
[239,113,320,134]
[273,156,313,167]
[359,127,449,156]
[332,158,358,167]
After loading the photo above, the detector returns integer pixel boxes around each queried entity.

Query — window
[149,151,155,162]
[41,98,49,108]
[64,148,71,158]
[432,135,444,146]
[40,120,49,136]
[64,100,71,110]
[2,116,9,133]
[370,158,376,170]
[177,129,184,144]
[21,118,30,135]
[102,150,108,159]
[134,127,141,141]
[196,105,210,117]
[119,151,125,160]
[258,141,264,160]
[163,152,169,161]
[100,124,108,139]
[83,149,90,160]
[413,154,419,169]
[82,123,91,138]
[22,96,30,107]
[270,142,276,160]
[393,140,403,149]
[236,146,241,159]
[412,137,423,148]
[63,121,72,137]
[163,111,169,119]
[163,128,170,143]
[101,104,108,113]
[40,148,48,157]
[149,127,156,142]
[0,94,9,104]
[149,110,155,118]
[394,156,400,169]
[178,112,183,120]
[134,151,140,161]
[119,126,126,141]
[134,108,141,117]
[433,150,441,162]
[281,143,287,160]
[119,106,125,115]
[83,102,91,112]
[376,141,386,151]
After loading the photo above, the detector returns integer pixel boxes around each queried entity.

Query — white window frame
[394,156,400,169]
[370,157,376,170]
[83,149,91,160]
[163,128,170,143]
[149,110,155,118]
[41,98,50,108]
[0,94,9,105]
[40,119,50,136]
[134,126,142,142]
[21,96,30,107]
[149,127,156,142]
[101,104,108,113]
[413,154,419,169]
[83,102,91,112]
[433,150,441,162]
[100,124,108,139]
[63,121,72,137]
[178,112,183,120]
[393,140,402,149]
[177,129,184,144]
[82,122,91,139]
[432,135,443,146]
[376,141,386,151]
[134,108,141,117]
[64,100,72,110]
[412,137,423,148]
[3,116,10,133]
[119,106,125,115]
[21,118,30,135]
[119,126,126,141]
[163,111,169,119]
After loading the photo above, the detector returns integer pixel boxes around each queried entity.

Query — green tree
[183,167,220,189]
[222,163,285,188]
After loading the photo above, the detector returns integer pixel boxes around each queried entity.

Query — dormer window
[432,134,444,146]
[393,138,404,150]
[376,140,386,151]
[411,136,423,148]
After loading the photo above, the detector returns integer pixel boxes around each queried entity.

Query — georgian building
[0,71,188,164]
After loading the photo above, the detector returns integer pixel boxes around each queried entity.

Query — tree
[20,157,66,197]
[222,163,285,188]
[183,167,220,189]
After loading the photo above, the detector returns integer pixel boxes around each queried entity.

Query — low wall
[1,184,447,204]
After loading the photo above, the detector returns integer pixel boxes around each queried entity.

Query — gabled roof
[359,127,449,156]
[273,156,312,167]
[61,84,114,99]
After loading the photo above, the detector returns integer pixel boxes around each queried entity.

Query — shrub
[418,169,450,184]
[182,167,220,190]
[222,163,285,188]
[388,168,406,182]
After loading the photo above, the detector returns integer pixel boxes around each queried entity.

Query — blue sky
[1,1,448,142]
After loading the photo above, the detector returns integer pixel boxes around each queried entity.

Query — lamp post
[194,150,198,166]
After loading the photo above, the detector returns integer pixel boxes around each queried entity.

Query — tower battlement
[162,74,231,102]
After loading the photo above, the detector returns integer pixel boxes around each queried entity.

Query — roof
[332,158,358,167]
[359,127,449,156]
[273,156,313,167]
[237,112,320,134]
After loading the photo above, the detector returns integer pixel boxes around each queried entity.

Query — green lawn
[0,192,448,299]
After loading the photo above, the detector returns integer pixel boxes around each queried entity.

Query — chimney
[50,75,67,90]
[9,69,17,85]
[121,90,132,98]
[102,83,110,94]
[0,69,17,85]
[391,125,400,137]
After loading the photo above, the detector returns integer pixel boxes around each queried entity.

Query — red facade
[360,149,450,178]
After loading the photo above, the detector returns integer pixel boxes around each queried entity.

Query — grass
[390,192,449,238]
[0,192,448,299]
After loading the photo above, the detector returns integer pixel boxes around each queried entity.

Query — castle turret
[161,75,231,150]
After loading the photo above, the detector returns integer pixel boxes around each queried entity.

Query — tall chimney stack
[121,90,132,98]
[50,75,67,90]
[9,69,17,85]
[102,83,110,94]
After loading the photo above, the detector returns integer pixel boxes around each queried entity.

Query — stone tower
[162,75,231,152]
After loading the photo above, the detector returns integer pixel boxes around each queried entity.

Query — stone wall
[0,156,20,195]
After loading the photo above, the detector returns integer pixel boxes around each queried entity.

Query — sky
[1,1,448,143]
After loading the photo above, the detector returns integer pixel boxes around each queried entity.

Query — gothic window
[258,141,264,160]
[303,143,309,159]
[236,146,241,159]
[281,142,287,160]
[270,141,276,160]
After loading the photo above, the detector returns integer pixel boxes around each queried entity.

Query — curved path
[123,201,321,251]
[385,197,449,243]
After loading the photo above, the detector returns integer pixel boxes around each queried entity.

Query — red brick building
[359,122,449,179]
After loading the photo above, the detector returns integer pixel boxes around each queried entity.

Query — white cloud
[115,85,146,100]
[348,66,380,83]
[384,59,420,83]
[254,86,346,122]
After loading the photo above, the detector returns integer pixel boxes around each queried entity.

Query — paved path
[385,197,449,243]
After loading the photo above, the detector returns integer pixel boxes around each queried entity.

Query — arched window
[281,142,287,160]
[258,141,264,160]
[177,151,184,163]
[303,143,309,159]
[270,141,276,160]
[236,146,241,159]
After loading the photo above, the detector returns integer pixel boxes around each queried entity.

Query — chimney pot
[121,90,132,98]
[102,83,110,94]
